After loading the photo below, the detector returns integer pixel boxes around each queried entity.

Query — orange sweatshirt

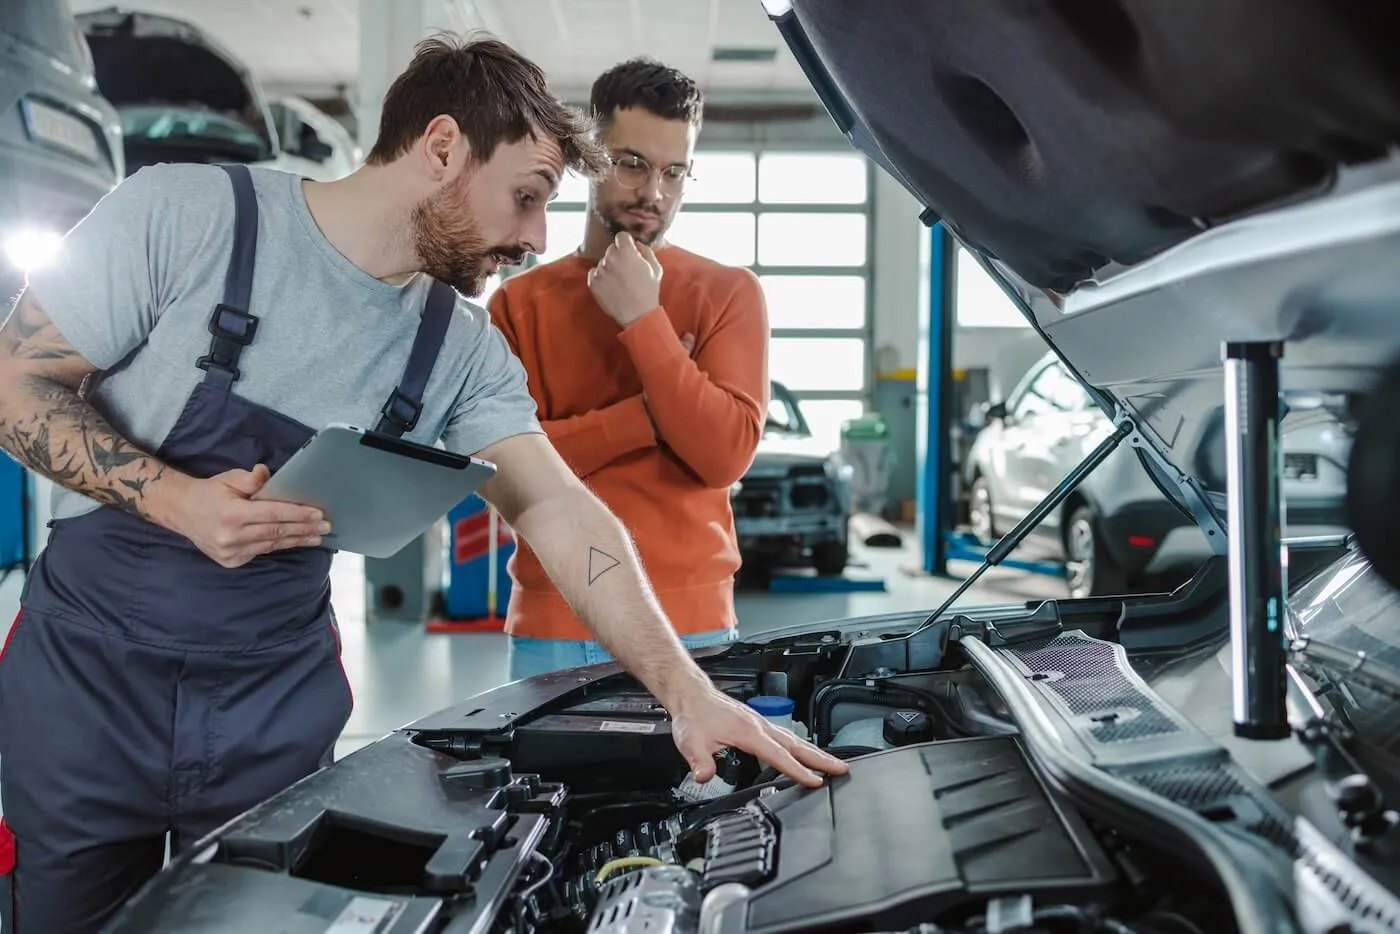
[487,245,770,641]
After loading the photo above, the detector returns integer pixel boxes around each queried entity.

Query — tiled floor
[0,531,1066,767]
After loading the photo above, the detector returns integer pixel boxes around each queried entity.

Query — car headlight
[3,229,64,275]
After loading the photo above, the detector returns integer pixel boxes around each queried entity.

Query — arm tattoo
[0,299,169,519]
[587,545,621,585]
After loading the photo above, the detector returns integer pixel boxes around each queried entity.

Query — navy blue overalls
[0,164,457,933]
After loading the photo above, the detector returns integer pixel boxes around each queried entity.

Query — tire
[1064,505,1126,599]
[812,541,849,577]
[968,475,995,545]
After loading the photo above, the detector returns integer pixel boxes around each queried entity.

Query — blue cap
[747,695,795,717]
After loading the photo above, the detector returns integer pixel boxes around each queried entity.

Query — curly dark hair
[366,32,609,177]
[589,57,704,129]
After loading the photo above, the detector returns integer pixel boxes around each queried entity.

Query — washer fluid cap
[883,709,935,746]
[747,695,795,717]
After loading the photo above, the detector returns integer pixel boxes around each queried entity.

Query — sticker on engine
[599,719,657,733]
[324,895,404,933]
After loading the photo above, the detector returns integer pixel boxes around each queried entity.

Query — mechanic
[0,34,843,934]
[489,58,770,680]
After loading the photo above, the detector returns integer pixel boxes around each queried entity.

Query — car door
[1009,361,1106,518]
[994,360,1067,521]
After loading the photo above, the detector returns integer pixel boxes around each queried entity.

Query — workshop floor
[0,528,1066,782]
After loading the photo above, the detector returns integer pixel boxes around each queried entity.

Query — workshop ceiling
[67,0,815,101]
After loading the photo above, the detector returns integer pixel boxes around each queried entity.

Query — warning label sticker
[324,896,403,933]
[599,720,657,733]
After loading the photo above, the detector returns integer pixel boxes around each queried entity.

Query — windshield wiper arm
[1286,663,1398,847]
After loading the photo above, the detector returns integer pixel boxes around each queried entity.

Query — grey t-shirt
[23,163,542,522]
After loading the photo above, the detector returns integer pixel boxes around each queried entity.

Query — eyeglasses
[610,153,691,194]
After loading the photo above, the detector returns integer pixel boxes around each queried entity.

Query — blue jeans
[508,628,738,681]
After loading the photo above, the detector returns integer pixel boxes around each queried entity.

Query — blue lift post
[917,222,1066,581]
[0,457,32,577]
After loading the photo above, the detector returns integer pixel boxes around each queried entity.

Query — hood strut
[1224,342,1290,740]
[906,419,1134,639]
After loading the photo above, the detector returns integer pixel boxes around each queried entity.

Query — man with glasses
[489,58,771,679]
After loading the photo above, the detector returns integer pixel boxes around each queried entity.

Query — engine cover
[705,736,1117,934]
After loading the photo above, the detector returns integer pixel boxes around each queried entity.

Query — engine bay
[98,586,1400,934]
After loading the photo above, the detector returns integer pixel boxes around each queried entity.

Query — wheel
[812,540,849,577]
[1064,505,1126,599]
[968,475,995,545]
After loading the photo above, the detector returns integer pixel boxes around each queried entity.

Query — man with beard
[0,36,841,934]
[489,58,770,679]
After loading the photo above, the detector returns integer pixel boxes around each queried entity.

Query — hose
[811,679,967,745]
[595,856,667,883]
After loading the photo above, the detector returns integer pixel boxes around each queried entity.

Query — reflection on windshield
[1290,549,1400,767]
[119,106,269,160]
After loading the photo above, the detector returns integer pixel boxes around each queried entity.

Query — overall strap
[375,279,456,438]
[196,164,261,390]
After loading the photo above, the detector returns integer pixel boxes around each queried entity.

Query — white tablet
[252,423,498,559]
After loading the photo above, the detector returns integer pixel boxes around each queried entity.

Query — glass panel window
[535,209,587,266]
[954,244,1030,328]
[758,213,867,267]
[759,274,866,330]
[769,337,866,392]
[684,152,756,204]
[667,212,756,267]
[794,399,867,454]
[474,272,503,308]
[758,153,868,204]
[554,168,592,205]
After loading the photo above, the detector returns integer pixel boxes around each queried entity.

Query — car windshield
[1287,548,1400,783]
[119,105,272,162]
[764,382,811,438]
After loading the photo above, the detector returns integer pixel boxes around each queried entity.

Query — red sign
[453,511,515,565]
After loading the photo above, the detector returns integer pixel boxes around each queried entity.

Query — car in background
[75,8,354,181]
[269,95,361,181]
[963,352,1352,598]
[0,0,123,299]
[732,380,853,578]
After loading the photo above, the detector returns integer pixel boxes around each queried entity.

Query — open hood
[761,1,1400,548]
[75,6,276,161]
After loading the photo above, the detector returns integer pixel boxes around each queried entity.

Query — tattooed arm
[0,293,328,564]
[0,291,176,520]
[477,431,710,702]
[476,432,848,788]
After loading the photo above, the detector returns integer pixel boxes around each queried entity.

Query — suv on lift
[0,0,123,298]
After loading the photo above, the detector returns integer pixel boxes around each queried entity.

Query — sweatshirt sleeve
[617,269,769,489]
[488,283,656,479]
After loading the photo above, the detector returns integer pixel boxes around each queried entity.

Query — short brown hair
[366,32,608,177]
[590,58,704,130]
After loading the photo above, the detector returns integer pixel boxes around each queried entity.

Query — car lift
[917,223,1066,581]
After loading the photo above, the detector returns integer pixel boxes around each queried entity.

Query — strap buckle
[379,388,423,435]
[196,304,259,379]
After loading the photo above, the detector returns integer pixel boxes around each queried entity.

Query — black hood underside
[781,1,1400,294]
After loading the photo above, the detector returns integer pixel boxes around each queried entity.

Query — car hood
[762,1,1400,539]
[750,434,834,469]
[75,7,276,154]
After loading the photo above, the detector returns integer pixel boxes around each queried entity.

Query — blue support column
[0,458,31,572]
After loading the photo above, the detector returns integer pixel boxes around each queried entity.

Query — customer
[489,58,770,679]
[0,37,835,934]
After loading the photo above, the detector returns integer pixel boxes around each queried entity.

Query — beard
[596,197,671,247]
[411,173,523,297]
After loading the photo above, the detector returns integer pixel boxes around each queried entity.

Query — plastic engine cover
[704,736,1117,934]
